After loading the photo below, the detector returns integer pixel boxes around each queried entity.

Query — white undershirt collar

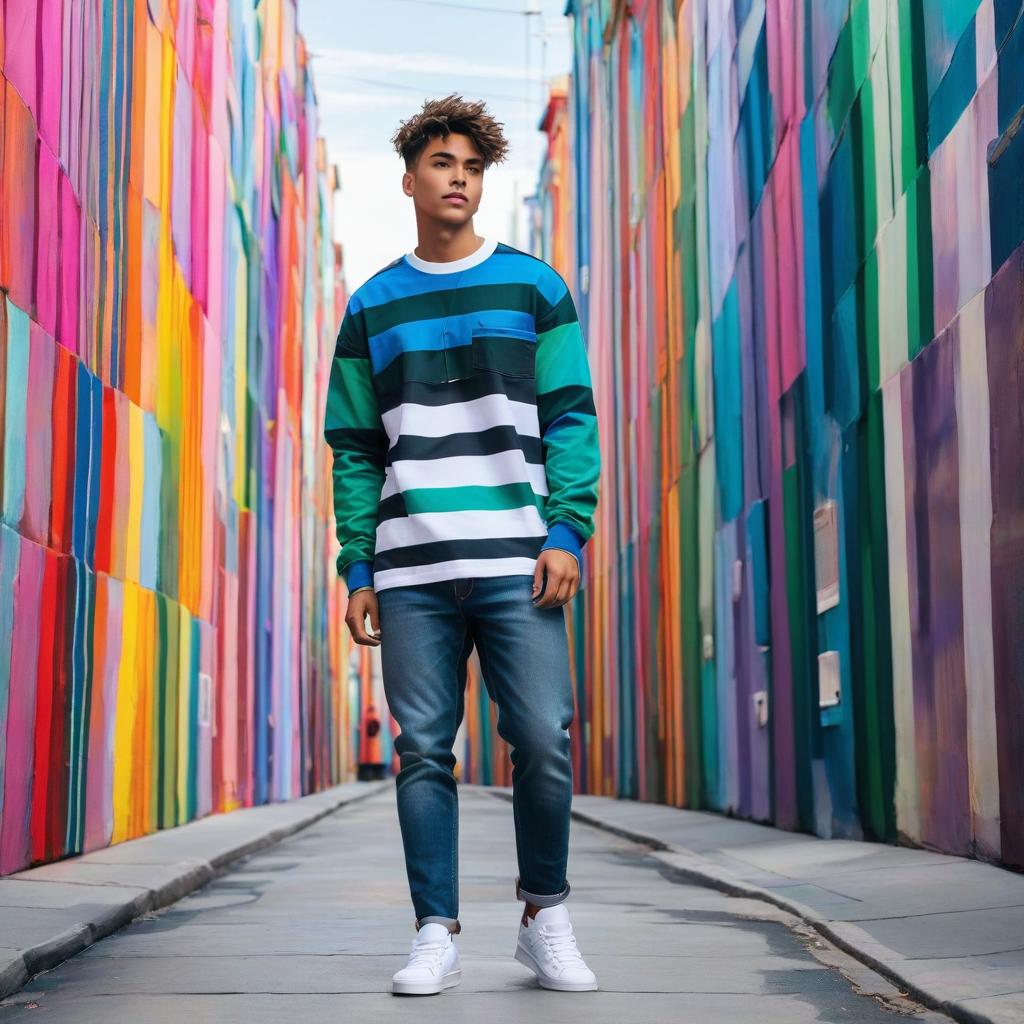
[405,236,497,274]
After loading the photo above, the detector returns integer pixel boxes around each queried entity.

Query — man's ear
[402,170,414,197]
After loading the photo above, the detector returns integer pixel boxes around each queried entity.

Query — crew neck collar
[405,237,497,274]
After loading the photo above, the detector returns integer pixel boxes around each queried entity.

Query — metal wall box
[818,650,841,708]
[814,500,840,614]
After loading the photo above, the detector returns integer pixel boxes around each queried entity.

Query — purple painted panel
[984,247,1024,867]
[903,327,971,855]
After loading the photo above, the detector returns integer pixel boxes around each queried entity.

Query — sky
[296,0,573,292]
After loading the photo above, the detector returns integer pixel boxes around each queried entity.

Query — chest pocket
[471,320,537,378]
[397,321,470,385]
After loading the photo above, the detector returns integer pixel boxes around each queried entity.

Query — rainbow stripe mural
[0,0,359,875]
[502,0,1024,868]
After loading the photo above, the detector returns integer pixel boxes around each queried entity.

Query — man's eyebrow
[429,150,482,164]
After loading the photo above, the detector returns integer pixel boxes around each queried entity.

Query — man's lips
[443,193,467,203]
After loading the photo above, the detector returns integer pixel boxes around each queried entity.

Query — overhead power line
[327,73,539,107]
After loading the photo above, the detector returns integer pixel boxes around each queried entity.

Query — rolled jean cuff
[416,915,461,934]
[515,875,571,908]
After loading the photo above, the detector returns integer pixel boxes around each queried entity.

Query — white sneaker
[515,903,598,991]
[391,922,462,995]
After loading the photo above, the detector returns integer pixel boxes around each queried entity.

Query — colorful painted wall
[507,0,1024,868]
[0,0,360,875]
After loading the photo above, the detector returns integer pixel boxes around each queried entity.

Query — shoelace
[538,925,587,968]
[407,939,448,969]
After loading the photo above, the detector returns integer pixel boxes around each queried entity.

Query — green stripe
[856,76,877,269]
[325,355,384,431]
[186,614,199,823]
[900,0,931,188]
[400,482,545,515]
[331,449,385,572]
[855,390,897,842]
[324,350,387,579]
[536,321,590,391]
[358,282,575,339]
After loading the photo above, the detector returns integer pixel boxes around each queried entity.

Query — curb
[486,788,993,1024]
[1,779,393,1001]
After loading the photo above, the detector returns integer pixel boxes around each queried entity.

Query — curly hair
[391,94,510,170]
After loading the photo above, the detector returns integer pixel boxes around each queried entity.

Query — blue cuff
[540,522,585,568]
[342,559,374,592]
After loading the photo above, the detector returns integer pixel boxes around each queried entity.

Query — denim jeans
[376,573,576,934]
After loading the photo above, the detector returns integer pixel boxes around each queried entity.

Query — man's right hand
[345,589,381,646]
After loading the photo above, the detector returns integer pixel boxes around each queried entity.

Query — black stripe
[337,307,371,357]
[325,427,388,458]
[377,492,409,523]
[536,290,577,332]
[373,340,539,401]
[374,535,545,572]
[470,335,536,377]
[387,425,543,466]
[334,342,369,360]
[495,241,540,258]
[537,384,597,431]
[373,344,471,394]
[377,371,536,415]
[374,346,454,392]
[363,282,539,338]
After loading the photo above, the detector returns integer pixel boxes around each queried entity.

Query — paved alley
[0,785,952,1023]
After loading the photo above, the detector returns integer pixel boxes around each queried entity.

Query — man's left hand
[532,549,580,609]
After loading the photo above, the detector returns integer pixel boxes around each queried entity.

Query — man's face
[403,132,484,224]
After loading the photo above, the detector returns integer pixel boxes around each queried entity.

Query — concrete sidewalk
[489,788,1022,1024]
[0,783,951,1022]
[0,780,390,999]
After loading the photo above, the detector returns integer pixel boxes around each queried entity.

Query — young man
[323,94,601,996]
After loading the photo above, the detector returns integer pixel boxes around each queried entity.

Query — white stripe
[381,450,549,500]
[373,557,538,591]
[956,291,1000,859]
[381,394,540,447]
[375,506,548,553]
[882,375,918,844]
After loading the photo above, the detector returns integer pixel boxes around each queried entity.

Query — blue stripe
[343,559,374,590]
[2,299,29,527]
[72,363,93,561]
[369,310,536,373]
[86,371,104,566]
[541,521,584,562]
[535,266,568,309]
[352,250,566,312]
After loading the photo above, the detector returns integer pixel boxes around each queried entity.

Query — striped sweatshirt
[323,237,600,594]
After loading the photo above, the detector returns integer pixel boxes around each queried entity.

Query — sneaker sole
[391,967,462,995]
[514,944,598,992]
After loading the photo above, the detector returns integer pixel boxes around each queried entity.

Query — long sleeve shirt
[323,237,600,594]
